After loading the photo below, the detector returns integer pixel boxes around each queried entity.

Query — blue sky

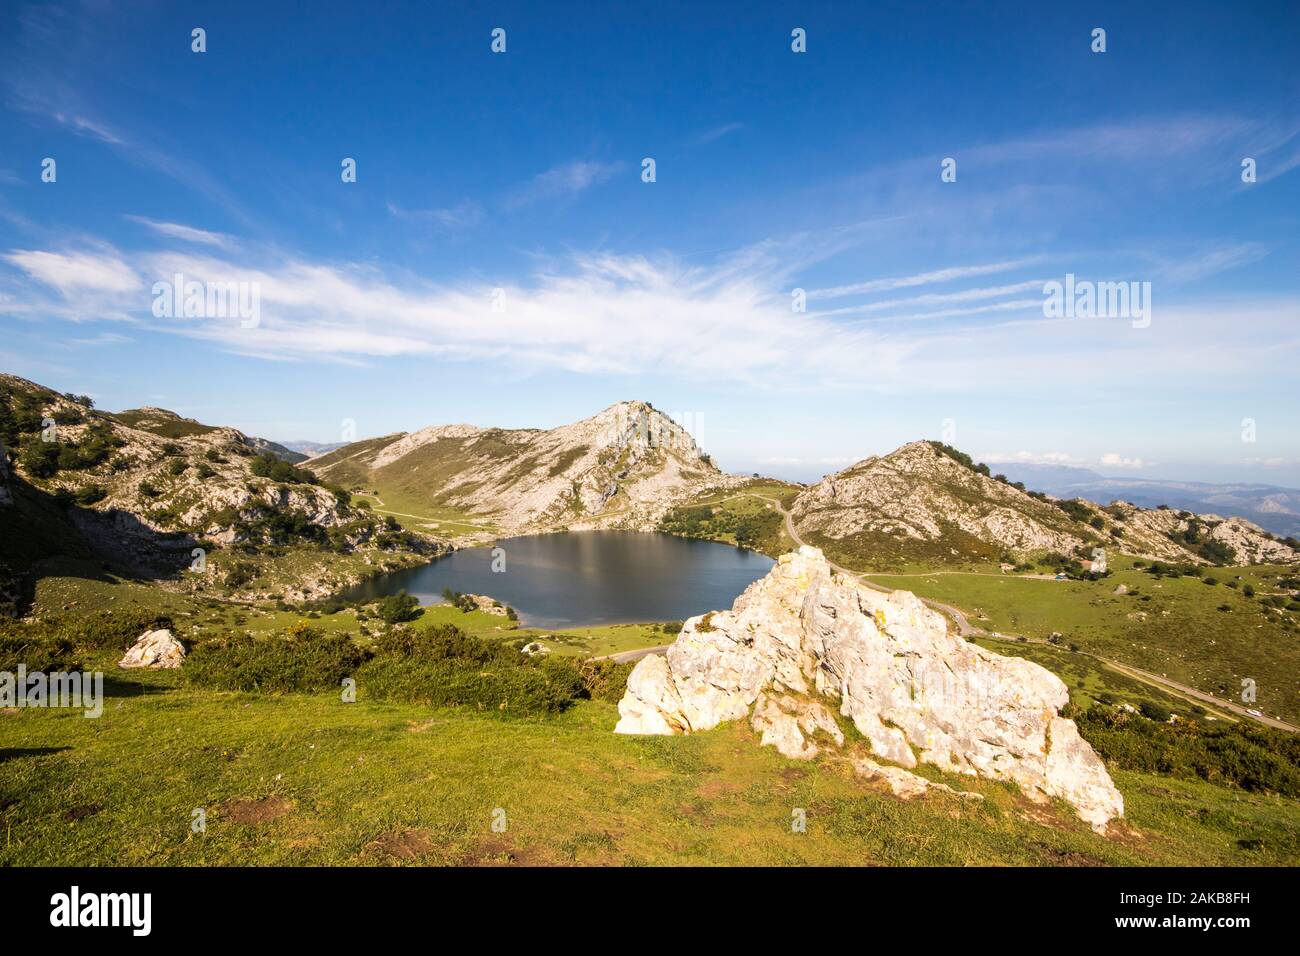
[1,0,1298,485]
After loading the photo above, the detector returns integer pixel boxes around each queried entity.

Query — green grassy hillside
[2,664,1295,866]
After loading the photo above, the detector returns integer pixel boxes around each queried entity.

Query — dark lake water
[341,531,775,629]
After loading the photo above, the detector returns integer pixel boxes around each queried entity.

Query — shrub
[0,628,79,671]
[376,590,421,624]
[0,608,170,659]
[249,454,319,485]
[359,624,605,716]
[19,441,61,478]
[358,656,578,715]
[224,562,257,588]
[1243,584,1256,598]
[186,630,367,693]
[73,484,107,506]
[1075,707,1300,797]
[1139,701,1172,722]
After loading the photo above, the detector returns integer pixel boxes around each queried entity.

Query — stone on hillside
[614,546,1125,832]
[118,628,186,669]
[853,757,983,801]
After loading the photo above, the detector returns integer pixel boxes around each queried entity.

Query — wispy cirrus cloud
[125,216,236,250]
[503,159,625,210]
[694,122,744,145]
[981,451,1088,466]
[387,199,484,230]
[3,229,1297,399]
[807,258,1043,300]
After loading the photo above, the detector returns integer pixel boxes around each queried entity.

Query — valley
[2,372,1299,867]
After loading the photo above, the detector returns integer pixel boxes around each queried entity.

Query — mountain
[278,440,348,458]
[0,373,430,609]
[309,400,737,532]
[996,464,1300,539]
[107,407,309,463]
[790,441,1299,569]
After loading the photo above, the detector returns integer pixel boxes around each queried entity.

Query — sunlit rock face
[615,546,1124,832]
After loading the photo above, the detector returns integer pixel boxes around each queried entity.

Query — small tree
[376,590,420,624]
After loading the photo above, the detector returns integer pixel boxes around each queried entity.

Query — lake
[341,531,776,629]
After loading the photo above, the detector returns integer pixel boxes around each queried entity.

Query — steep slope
[0,373,432,605]
[310,401,739,532]
[791,441,1089,567]
[791,441,1298,569]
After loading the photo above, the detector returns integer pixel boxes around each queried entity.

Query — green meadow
[2,655,1296,866]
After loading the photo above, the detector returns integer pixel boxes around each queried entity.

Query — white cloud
[1100,453,1147,470]
[126,216,235,249]
[695,122,744,145]
[387,200,484,230]
[3,232,1298,402]
[808,258,1042,300]
[981,451,1087,466]
[504,160,624,209]
[4,249,140,294]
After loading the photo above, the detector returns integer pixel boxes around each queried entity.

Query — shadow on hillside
[1,468,195,615]
[100,673,176,698]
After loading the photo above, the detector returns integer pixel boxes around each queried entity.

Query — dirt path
[726,492,1296,732]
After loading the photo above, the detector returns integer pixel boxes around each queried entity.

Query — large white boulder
[118,628,186,669]
[615,546,1124,832]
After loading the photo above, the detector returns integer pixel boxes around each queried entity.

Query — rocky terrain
[310,400,744,533]
[615,546,1125,831]
[0,374,436,608]
[3,371,1294,618]
[791,441,1298,569]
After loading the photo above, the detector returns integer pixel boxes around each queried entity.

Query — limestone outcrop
[118,629,187,669]
[615,546,1124,831]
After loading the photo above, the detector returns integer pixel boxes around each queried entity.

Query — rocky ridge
[0,374,435,602]
[792,441,1297,567]
[615,546,1126,831]
[311,400,744,533]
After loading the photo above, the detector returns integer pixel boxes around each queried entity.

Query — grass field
[350,490,497,538]
[865,563,1300,725]
[658,481,802,557]
[2,659,1296,866]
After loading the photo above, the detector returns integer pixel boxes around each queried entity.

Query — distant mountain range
[995,464,1300,538]
[3,371,1297,618]
[278,440,348,459]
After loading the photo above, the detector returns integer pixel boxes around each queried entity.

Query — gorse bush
[359,624,621,716]
[1074,707,1300,797]
[181,620,629,717]
[0,627,79,671]
[185,628,368,693]
[0,609,174,656]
